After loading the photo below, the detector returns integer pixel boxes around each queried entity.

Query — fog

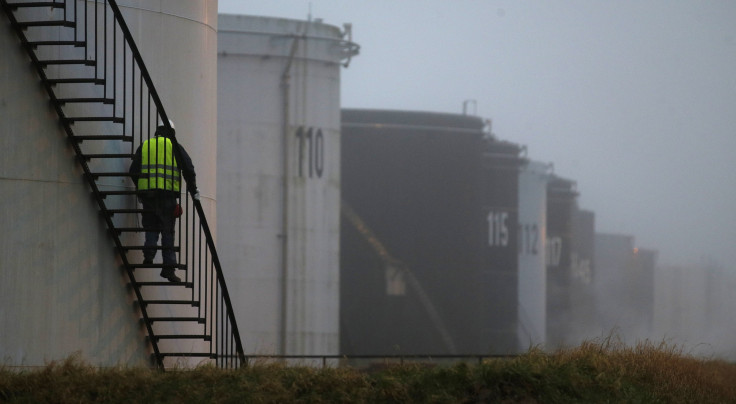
[218,1,736,355]
[220,0,736,269]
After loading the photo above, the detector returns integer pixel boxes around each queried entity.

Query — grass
[1,339,735,403]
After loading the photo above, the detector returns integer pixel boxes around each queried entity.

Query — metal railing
[1,0,245,369]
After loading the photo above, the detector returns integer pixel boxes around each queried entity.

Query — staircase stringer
[1,0,165,369]
[2,0,246,370]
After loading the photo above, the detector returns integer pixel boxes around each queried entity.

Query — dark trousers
[139,192,177,266]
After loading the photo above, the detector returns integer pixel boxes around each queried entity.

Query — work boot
[160,268,181,283]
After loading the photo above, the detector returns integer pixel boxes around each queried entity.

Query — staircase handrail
[105,0,246,366]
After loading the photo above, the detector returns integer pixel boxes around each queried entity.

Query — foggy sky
[218,1,736,269]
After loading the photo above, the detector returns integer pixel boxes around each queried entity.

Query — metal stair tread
[130,263,187,269]
[45,77,105,85]
[17,20,75,28]
[139,300,200,307]
[147,316,204,323]
[6,2,65,8]
[154,334,212,341]
[71,135,133,142]
[122,245,180,251]
[113,227,163,233]
[28,40,85,48]
[83,153,134,160]
[65,116,124,123]
[99,190,144,196]
[58,97,114,104]
[158,352,216,358]
[104,208,150,215]
[89,171,134,177]
[135,281,193,288]
[38,59,95,67]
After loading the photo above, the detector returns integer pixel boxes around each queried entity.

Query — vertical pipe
[103,0,106,98]
[278,35,300,356]
[94,0,97,78]
[113,16,116,110]
[123,46,126,143]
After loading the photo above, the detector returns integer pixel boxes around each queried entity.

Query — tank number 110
[295,126,325,178]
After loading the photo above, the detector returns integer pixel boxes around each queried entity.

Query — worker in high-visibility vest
[129,119,198,282]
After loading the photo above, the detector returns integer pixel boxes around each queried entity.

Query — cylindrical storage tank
[341,109,487,355]
[217,15,357,355]
[0,1,217,367]
[545,175,578,348]
[480,139,526,354]
[568,208,598,344]
[516,160,550,349]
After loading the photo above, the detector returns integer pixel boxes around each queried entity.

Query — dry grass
[1,340,735,403]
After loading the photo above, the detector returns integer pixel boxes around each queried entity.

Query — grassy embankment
[1,339,735,403]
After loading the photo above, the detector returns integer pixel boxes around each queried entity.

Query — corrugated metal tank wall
[0,0,217,367]
[217,14,355,355]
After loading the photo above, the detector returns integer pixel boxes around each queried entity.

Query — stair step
[158,352,216,358]
[65,116,124,124]
[113,227,161,233]
[83,153,134,160]
[140,300,200,307]
[7,2,65,8]
[105,208,149,215]
[28,40,85,48]
[130,263,187,269]
[154,334,212,341]
[17,20,75,28]
[135,281,193,288]
[89,172,134,179]
[38,59,95,67]
[147,317,204,323]
[71,135,133,142]
[122,245,180,252]
[46,77,104,85]
[99,190,140,197]
[58,97,114,104]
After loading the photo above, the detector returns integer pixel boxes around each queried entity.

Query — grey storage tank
[217,14,358,356]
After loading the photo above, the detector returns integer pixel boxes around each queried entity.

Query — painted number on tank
[296,126,325,178]
[519,223,539,255]
[488,211,509,247]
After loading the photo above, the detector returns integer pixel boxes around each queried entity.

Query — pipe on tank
[278,34,301,355]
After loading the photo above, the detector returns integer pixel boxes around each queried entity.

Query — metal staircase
[1,0,245,369]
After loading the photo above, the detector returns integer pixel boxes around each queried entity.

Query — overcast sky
[218,1,736,269]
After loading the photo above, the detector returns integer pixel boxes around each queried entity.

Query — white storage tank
[0,0,217,367]
[516,160,550,349]
[217,14,358,355]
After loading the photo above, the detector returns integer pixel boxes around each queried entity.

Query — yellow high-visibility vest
[138,136,180,191]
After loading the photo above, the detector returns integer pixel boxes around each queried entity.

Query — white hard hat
[157,118,175,130]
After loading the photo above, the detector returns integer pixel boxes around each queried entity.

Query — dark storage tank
[479,140,527,353]
[595,233,657,342]
[568,208,598,344]
[340,109,526,355]
[545,175,579,348]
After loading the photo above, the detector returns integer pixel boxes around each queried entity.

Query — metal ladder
[1,0,245,369]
